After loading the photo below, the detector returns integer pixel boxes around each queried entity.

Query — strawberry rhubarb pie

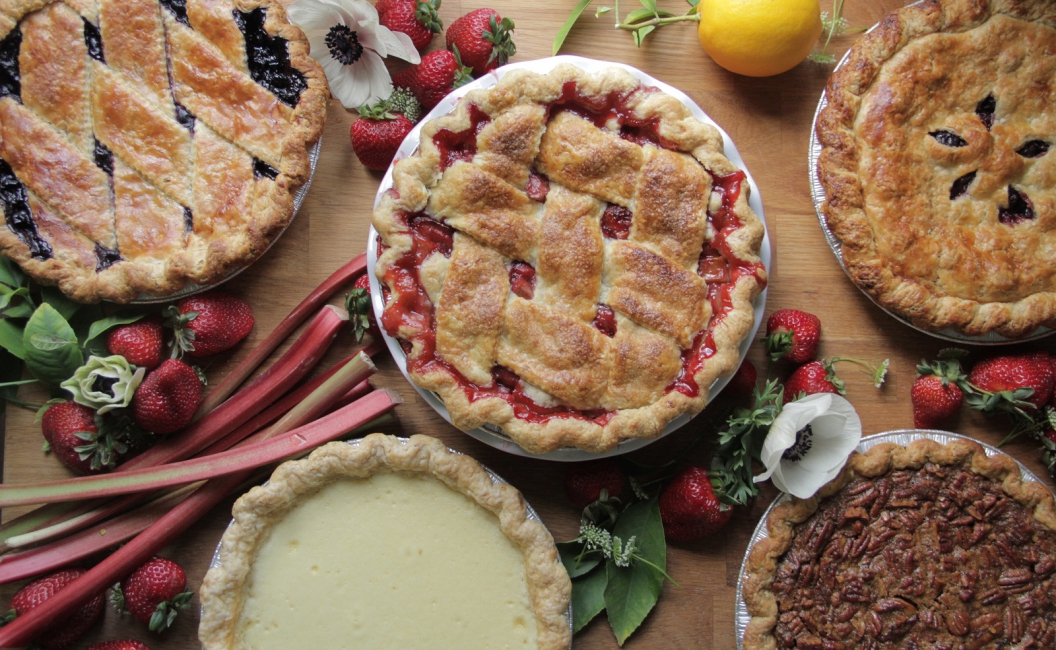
[373,64,767,454]
[199,434,572,650]
[0,0,327,302]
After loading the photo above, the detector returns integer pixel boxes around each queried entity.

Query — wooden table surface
[4,0,1055,647]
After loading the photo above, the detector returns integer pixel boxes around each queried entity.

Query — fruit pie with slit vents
[0,0,327,303]
[816,0,1056,338]
[373,64,767,454]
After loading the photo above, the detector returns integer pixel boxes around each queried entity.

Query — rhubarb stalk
[0,390,401,648]
[196,255,369,415]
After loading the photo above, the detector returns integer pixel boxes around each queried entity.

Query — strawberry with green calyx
[106,317,165,370]
[112,557,192,633]
[783,360,840,404]
[379,0,442,51]
[40,401,149,474]
[445,9,516,76]
[912,349,972,429]
[658,466,731,541]
[350,101,415,171]
[393,48,473,112]
[4,568,105,649]
[346,274,379,343]
[724,358,757,399]
[564,458,627,508]
[763,309,820,363]
[165,292,254,359]
[387,87,422,123]
[966,352,1052,416]
[131,359,202,435]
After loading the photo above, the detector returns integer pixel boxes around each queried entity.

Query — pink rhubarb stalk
[0,391,401,648]
[0,383,390,508]
[196,255,368,416]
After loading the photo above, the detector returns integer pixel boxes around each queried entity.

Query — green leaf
[632,25,655,47]
[22,303,83,386]
[0,348,23,414]
[596,5,611,15]
[41,286,82,322]
[85,313,144,344]
[638,0,658,16]
[624,7,655,23]
[558,541,602,578]
[0,255,23,289]
[0,319,25,359]
[2,302,33,320]
[572,566,608,633]
[604,498,666,645]
[553,0,594,55]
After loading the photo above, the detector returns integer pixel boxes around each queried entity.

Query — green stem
[632,554,680,587]
[3,396,44,410]
[616,12,698,31]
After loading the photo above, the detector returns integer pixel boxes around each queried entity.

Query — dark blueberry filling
[976,94,995,131]
[0,29,21,100]
[0,159,50,260]
[183,206,194,232]
[93,139,114,175]
[94,243,121,271]
[1016,140,1051,158]
[253,158,279,179]
[234,8,307,108]
[174,102,196,132]
[949,170,976,200]
[161,0,190,26]
[998,186,1035,225]
[83,19,104,62]
[929,130,967,148]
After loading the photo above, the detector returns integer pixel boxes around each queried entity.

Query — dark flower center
[92,375,119,397]
[782,423,814,462]
[326,24,363,65]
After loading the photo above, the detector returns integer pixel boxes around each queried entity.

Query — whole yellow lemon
[697,0,823,77]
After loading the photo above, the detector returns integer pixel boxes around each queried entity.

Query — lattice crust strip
[0,0,327,302]
[374,64,768,453]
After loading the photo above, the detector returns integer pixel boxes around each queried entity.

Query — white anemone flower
[754,393,862,499]
[288,0,420,109]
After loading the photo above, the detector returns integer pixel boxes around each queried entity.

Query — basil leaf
[604,497,667,645]
[572,565,608,633]
[22,303,83,386]
[0,255,22,289]
[2,302,33,320]
[0,319,26,359]
[41,286,82,322]
[86,313,144,344]
[553,0,594,55]
[558,541,602,579]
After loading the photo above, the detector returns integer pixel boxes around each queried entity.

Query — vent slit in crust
[233,8,307,108]
[0,159,50,259]
[253,158,279,179]
[160,0,190,27]
[82,19,103,63]
[0,29,21,100]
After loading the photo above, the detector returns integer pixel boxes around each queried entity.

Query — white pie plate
[130,136,322,304]
[808,25,1054,345]
[366,54,772,461]
[205,436,574,649]
[732,429,1049,649]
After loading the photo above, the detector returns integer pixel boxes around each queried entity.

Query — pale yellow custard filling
[237,471,538,649]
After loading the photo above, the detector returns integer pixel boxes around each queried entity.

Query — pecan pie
[373,64,767,454]
[0,0,327,303]
[199,434,572,650]
[743,438,1056,649]
[816,0,1056,338]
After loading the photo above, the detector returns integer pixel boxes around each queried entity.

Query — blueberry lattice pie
[0,0,326,302]
[373,64,767,454]
[817,0,1056,338]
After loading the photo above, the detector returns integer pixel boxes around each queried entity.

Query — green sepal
[110,583,127,613]
[164,305,198,359]
[762,329,794,361]
[345,288,373,343]
[482,14,516,68]
[415,0,443,33]
[449,45,474,88]
[148,588,192,633]
[0,609,15,626]
[357,100,397,121]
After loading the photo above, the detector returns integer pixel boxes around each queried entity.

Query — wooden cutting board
[3,0,1054,647]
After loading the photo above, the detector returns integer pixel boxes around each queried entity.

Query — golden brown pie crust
[817,0,1056,338]
[199,434,572,650]
[742,438,1056,649]
[373,64,767,454]
[0,0,327,303]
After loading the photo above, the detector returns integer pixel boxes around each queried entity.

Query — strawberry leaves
[481,14,515,68]
[345,288,372,343]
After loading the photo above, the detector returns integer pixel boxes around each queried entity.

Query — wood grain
[4,0,1055,648]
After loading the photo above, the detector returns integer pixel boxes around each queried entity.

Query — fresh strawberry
[564,459,627,508]
[166,292,254,358]
[393,49,473,112]
[350,101,415,171]
[379,0,442,51]
[131,360,202,435]
[106,317,165,370]
[969,352,1053,410]
[41,401,106,474]
[87,641,152,650]
[658,466,731,542]
[783,360,840,404]
[6,569,105,649]
[445,8,515,76]
[113,557,192,633]
[374,0,399,18]
[764,309,821,363]
[346,273,379,342]
[911,376,963,429]
[725,359,757,399]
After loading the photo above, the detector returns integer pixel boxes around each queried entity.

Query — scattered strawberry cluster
[0,556,190,649]
[351,4,516,170]
[42,292,254,476]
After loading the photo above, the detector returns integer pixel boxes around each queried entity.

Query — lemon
[697,0,823,77]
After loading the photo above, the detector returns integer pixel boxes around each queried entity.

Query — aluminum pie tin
[808,37,1054,345]
[130,137,322,304]
[205,436,574,648]
[733,429,1048,649]
[367,54,772,461]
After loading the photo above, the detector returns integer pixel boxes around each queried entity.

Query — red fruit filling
[432,104,491,170]
[508,261,536,300]
[593,305,617,338]
[601,204,632,240]
[549,81,678,149]
[525,172,550,201]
